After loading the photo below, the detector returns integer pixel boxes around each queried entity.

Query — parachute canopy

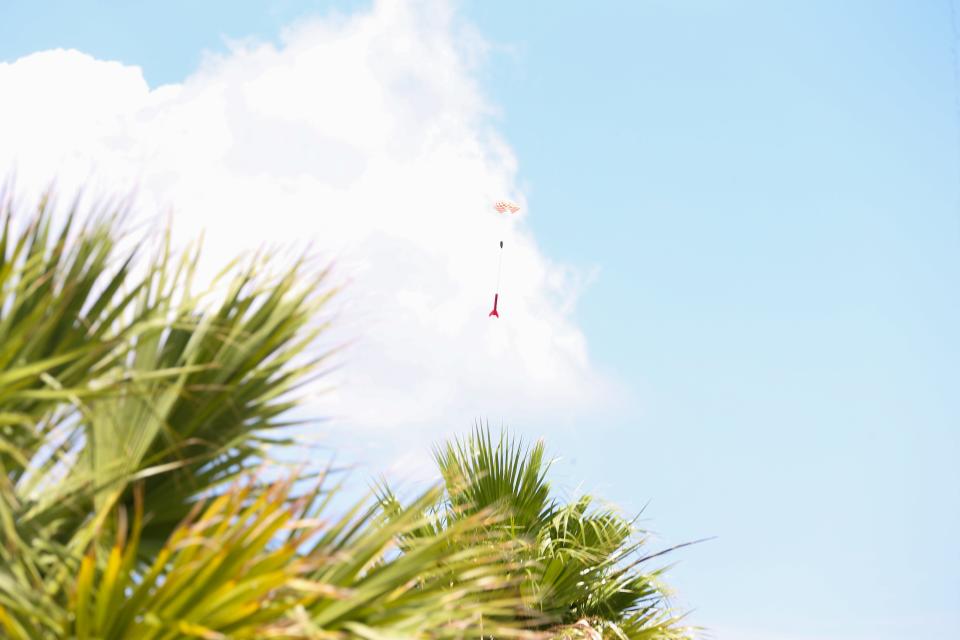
[493,200,520,214]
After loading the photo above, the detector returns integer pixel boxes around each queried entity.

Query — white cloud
[0,0,617,471]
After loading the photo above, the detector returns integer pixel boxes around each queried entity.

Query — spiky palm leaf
[1,190,336,560]
[0,193,151,479]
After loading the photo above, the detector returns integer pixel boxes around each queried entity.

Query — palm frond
[435,425,555,537]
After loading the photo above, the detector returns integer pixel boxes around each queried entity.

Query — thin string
[494,241,503,293]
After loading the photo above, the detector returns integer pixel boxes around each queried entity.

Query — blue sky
[2,1,958,638]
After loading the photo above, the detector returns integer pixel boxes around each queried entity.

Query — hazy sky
[2,2,958,639]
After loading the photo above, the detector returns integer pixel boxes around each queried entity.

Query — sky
[1,1,958,639]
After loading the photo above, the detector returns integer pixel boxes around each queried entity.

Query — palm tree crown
[383,427,694,639]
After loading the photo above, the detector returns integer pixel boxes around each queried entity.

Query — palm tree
[382,427,696,639]
[0,192,526,639]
